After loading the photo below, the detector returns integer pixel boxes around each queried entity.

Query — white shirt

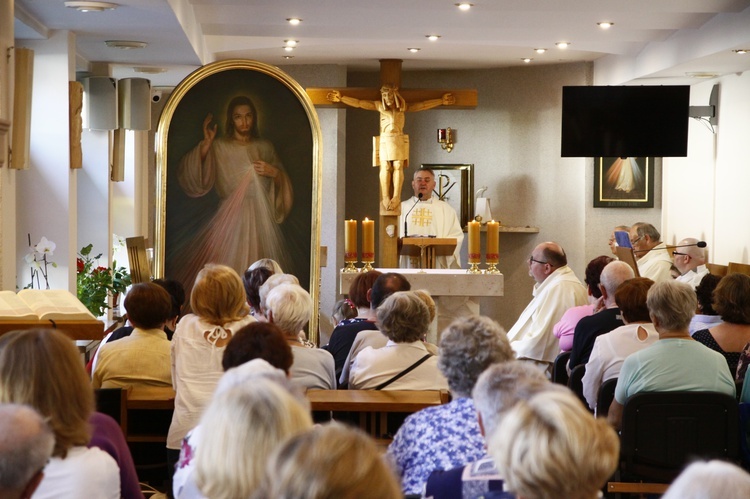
[582,323,658,410]
[636,242,674,282]
[676,264,709,289]
[349,340,447,390]
[507,266,588,364]
[33,446,120,499]
[399,195,464,269]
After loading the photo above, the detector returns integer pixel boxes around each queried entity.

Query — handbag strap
[374,354,433,390]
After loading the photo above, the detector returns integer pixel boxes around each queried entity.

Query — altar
[340,268,504,342]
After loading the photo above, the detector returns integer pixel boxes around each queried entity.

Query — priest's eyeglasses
[528,256,548,265]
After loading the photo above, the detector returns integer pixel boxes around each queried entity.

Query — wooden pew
[125,386,175,443]
[306,389,450,444]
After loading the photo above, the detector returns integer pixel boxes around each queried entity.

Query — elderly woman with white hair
[385,314,514,495]
[489,390,620,499]
[349,291,447,391]
[264,283,336,390]
[662,460,750,498]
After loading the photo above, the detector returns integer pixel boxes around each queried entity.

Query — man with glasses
[507,242,588,374]
[673,237,708,289]
[629,222,673,283]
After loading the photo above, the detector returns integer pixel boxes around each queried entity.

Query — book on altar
[0,289,96,321]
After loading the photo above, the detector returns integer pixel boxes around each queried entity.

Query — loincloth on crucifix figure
[328,85,454,214]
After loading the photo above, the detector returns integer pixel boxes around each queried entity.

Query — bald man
[0,404,54,499]
[507,242,588,372]
[673,238,708,289]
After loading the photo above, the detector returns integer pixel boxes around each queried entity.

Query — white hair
[265,283,312,337]
[662,460,750,499]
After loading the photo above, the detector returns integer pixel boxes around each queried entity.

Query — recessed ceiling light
[556,41,570,49]
[685,72,719,79]
[284,40,298,47]
[426,35,441,42]
[133,67,166,74]
[65,1,118,12]
[408,48,421,53]
[733,49,749,54]
[286,18,302,25]
[105,40,147,49]
[283,55,295,59]
[283,46,294,52]
[534,48,547,54]
[597,22,614,29]
[522,58,533,63]
[455,3,473,11]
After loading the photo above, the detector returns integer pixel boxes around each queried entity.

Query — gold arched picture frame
[154,60,322,337]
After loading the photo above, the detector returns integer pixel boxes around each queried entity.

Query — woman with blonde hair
[192,378,312,499]
[167,264,255,466]
[255,423,401,499]
[0,329,120,498]
[489,390,619,499]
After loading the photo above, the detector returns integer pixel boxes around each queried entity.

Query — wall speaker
[118,77,151,131]
[82,76,117,130]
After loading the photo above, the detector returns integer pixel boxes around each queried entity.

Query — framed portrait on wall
[154,60,322,335]
[594,157,655,208]
[421,164,474,227]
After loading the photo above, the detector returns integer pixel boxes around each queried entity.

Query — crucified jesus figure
[328,85,455,213]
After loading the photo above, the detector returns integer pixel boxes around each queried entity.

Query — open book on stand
[0,289,104,340]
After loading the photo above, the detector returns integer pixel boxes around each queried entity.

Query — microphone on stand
[403,193,423,238]
[634,240,707,255]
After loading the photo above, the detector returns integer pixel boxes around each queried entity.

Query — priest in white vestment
[507,242,588,371]
[630,223,673,283]
[399,168,464,269]
[673,238,709,289]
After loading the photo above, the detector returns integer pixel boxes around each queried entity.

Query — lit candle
[362,218,375,262]
[486,220,500,264]
[344,219,357,262]
[468,220,480,264]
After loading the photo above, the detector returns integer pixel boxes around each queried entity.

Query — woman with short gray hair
[349,291,446,391]
[386,315,514,495]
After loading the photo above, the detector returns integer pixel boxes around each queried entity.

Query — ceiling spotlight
[284,46,294,52]
[685,72,719,79]
[133,67,166,74]
[426,35,441,42]
[408,48,421,53]
[284,40,298,47]
[534,48,547,54]
[286,18,302,25]
[556,41,570,49]
[455,3,473,11]
[105,40,148,49]
[733,49,749,54]
[65,1,118,11]
[597,22,614,29]
[283,55,295,59]
[522,58,533,63]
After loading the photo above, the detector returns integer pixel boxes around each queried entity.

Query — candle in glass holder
[486,220,500,264]
[362,218,375,262]
[344,219,357,262]
[468,220,481,264]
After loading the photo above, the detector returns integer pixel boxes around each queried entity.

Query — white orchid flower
[35,237,56,255]
[23,251,37,265]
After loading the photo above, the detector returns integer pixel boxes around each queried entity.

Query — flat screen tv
[561,85,690,157]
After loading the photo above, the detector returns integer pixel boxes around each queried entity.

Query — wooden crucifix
[307,59,477,268]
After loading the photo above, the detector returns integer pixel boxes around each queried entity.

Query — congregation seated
[337,272,411,387]
[489,390,619,499]
[322,270,382,381]
[582,277,657,411]
[689,273,724,335]
[0,403,54,499]
[0,329,121,498]
[662,460,750,498]
[93,282,174,389]
[255,423,401,498]
[349,291,446,391]
[264,283,336,390]
[425,361,563,499]
[178,366,312,499]
[257,272,298,321]
[242,266,272,318]
[167,264,256,463]
[693,273,750,376]
[173,323,295,497]
[553,255,612,352]
[608,280,736,430]
[386,315,513,495]
[107,278,185,343]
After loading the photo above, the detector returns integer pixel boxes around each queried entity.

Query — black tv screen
[561,85,690,157]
